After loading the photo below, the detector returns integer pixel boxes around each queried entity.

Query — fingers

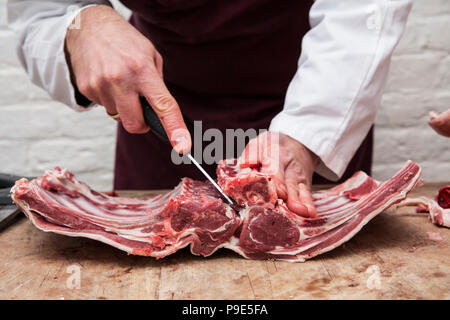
[285,181,316,218]
[239,131,317,217]
[99,95,118,117]
[115,93,149,133]
[76,65,149,132]
[284,165,316,218]
[95,86,121,120]
[259,158,288,200]
[97,88,147,131]
[285,178,309,217]
[67,8,183,140]
[239,131,279,168]
[239,136,261,168]
[239,131,285,198]
[239,132,287,199]
[271,171,288,200]
[298,183,317,217]
[140,69,191,154]
[154,52,164,79]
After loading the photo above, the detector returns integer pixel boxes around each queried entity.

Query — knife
[0,173,34,188]
[0,188,13,205]
[0,173,33,230]
[0,188,21,231]
[141,97,234,205]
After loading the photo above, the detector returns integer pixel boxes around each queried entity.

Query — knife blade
[141,97,234,205]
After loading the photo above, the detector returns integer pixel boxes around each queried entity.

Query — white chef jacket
[7,0,412,181]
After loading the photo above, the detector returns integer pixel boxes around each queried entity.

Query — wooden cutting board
[0,183,448,300]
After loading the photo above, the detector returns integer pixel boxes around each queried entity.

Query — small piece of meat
[397,196,450,228]
[427,232,443,242]
[437,186,450,209]
[217,158,278,207]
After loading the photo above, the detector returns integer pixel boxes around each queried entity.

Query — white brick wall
[0,0,449,191]
[374,0,450,181]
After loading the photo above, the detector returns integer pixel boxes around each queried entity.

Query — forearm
[270,0,412,181]
[7,0,112,111]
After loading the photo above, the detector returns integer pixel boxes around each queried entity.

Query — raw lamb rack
[11,159,422,262]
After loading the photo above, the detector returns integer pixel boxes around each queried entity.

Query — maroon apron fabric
[114,0,373,189]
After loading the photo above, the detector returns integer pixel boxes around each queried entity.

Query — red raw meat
[217,158,277,206]
[397,185,450,228]
[11,160,422,262]
[11,168,240,258]
[223,161,421,261]
[437,186,450,209]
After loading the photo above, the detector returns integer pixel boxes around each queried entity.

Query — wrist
[65,5,116,54]
[64,5,118,106]
[278,132,319,170]
[302,143,319,168]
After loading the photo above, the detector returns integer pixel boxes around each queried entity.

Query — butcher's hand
[429,109,450,138]
[239,132,319,218]
[65,5,191,153]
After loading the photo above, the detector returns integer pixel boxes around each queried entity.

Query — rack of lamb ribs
[11,159,422,262]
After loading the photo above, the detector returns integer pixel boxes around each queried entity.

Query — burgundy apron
[114,0,373,189]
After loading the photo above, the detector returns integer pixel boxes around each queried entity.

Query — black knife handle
[0,188,13,205]
[0,173,33,188]
[140,96,171,146]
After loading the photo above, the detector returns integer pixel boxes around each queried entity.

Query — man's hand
[239,131,318,218]
[429,109,450,137]
[65,5,191,153]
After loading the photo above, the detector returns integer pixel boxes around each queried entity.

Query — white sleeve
[7,0,112,111]
[269,0,412,181]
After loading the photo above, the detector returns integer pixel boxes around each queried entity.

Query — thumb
[141,73,191,154]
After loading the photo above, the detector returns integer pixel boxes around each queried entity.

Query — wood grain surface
[0,183,448,300]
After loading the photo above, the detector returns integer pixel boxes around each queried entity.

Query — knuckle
[151,95,177,114]
[155,52,163,64]
[144,40,156,52]
[78,78,99,97]
[289,165,302,176]
[104,70,124,84]
[285,180,298,189]
[127,59,143,74]
[77,81,91,96]
[90,77,101,90]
